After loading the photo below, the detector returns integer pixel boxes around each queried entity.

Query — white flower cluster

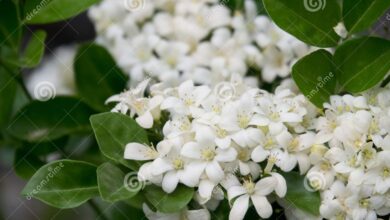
[311,89,390,220]
[89,0,314,87]
[109,78,390,220]
[109,76,317,219]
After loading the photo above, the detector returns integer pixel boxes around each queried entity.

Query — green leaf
[97,162,140,202]
[334,37,390,93]
[104,202,145,220]
[13,146,48,180]
[74,43,128,112]
[0,68,17,129]
[343,0,390,34]
[90,112,148,170]
[0,0,21,49]
[283,172,321,216]
[8,97,96,142]
[24,0,101,24]
[21,160,99,209]
[20,30,47,68]
[292,49,337,107]
[145,185,194,213]
[14,137,69,179]
[263,0,341,47]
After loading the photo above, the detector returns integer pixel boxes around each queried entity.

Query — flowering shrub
[1,0,390,220]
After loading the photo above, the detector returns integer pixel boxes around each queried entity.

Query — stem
[88,200,109,220]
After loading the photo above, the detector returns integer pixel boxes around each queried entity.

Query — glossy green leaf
[105,202,145,220]
[75,43,128,112]
[24,0,101,24]
[263,0,341,47]
[90,112,148,170]
[97,162,140,202]
[343,0,390,34]
[292,49,337,107]
[334,37,390,93]
[20,30,47,68]
[145,185,194,213]
[0,0,21,49]
[0,68,17,129]
[8,97,96,142]
[21,160,99,209]
[283,172,321,216]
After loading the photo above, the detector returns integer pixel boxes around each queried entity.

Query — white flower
[143,204,211,220]
[161,80,210,116]
[181,140,237,183]
[227,176,282,219]
[107,79,163,128]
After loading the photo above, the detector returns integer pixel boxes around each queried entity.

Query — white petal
[162,171,179,193]
[151,158,173,175]
[199,179,215,201]
[255,177,275,196]
[206,161,225,183]
[124,143,155,161]
[216,137,231,149]
[251,146,269,162]
[186,209,211,220]
[251,195,273,219]
[271,173,287,197]
[181,142,202,159]
[181,162,206,187]
[227,185,246,201]
[229,195,249,220]
[215,147,237,162]
[136,111,154,129]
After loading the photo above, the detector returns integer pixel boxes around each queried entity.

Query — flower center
[238,113,250,128]
[288,138,299,151]
[237,149,249,161]
[270,112,280,121]
[382,167,390,178]
[264,138,275,150]
[359,198,370,208]
[172,158,184,170]
[201,149,216,161]
[216,127,227,138]
[243,181,256,195]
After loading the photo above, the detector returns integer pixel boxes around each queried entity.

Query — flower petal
[251,195,273,219]
[206,161,225,183]
[124,143,155,161]
[229,195,249,220]
[162,171,179,193]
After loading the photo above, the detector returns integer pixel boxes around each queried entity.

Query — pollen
[238,113,250,128]
[172,158,184,170]
[216,126,227,138]
[201,149,216,161]
[243,180,256,195]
